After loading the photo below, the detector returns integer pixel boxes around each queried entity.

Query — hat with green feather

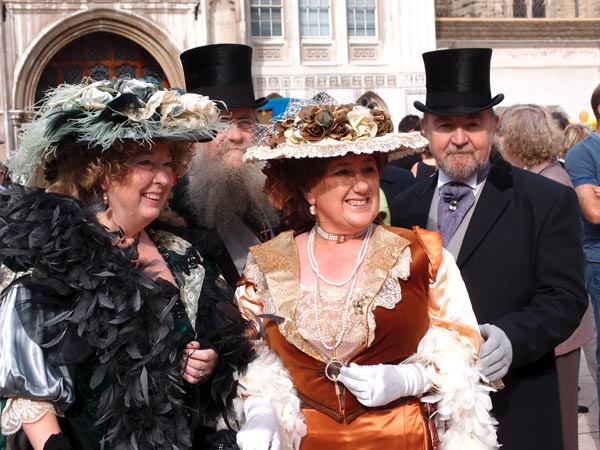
[10,76,221,184]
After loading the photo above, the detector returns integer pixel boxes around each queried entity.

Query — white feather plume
[217,343,307,450]
[405,326,499,450]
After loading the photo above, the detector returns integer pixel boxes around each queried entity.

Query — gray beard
[184,151,279,236]
[437,146,487,182]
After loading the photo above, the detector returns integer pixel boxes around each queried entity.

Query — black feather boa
[188,273,255,445]
[0,186,251,449]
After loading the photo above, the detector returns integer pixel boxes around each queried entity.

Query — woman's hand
[180,340,217,384]
[337,362,429,407]
[236,396,280,450]
[43,433,73,450]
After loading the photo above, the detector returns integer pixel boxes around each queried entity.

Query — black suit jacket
[379,165,414,206]
[391,158,587,450]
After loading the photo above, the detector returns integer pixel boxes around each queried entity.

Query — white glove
[236,396,280,450]
[478,323,513,381]
[337,362,429,408]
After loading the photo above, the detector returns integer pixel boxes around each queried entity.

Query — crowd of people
[0,44,595,450]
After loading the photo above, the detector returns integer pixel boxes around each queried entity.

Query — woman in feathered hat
[0,77,304,450]
[235,102,499,449]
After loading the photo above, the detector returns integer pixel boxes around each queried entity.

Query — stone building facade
[3,0,599,165]
[0,0,435,162]
[435,0,600,125]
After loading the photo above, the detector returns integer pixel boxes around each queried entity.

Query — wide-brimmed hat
[244,98,427,163]
[10,76,221,183]
[180,44,267,109]
[414,48,504,116]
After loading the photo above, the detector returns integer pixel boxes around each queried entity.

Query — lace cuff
[1,398,62,435]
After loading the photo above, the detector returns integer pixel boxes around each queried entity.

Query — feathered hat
[243,94,428,162]
[10,76,221,184]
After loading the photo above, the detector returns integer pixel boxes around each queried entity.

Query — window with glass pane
[251,0,283,37]
[513,0,545,17]
[513,0,526,17]
[347,0,376,37]
[532,0,546,17]
[36,32,166,103]
[299,0,330,37]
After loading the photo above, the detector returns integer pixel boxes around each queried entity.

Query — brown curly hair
[263,153,387,233]
[45,139,193,223]
[498,104,564,168]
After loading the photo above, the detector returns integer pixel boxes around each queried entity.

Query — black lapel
[411,173,438,228]
[456,160,514,267]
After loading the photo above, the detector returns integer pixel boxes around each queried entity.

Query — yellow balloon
[590,117,597,128]
[579,111,589,123]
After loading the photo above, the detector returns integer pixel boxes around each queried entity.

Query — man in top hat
[172,44,280,287]
[391,48,587,450]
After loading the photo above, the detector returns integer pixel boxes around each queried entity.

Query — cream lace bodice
[295,285,366,362]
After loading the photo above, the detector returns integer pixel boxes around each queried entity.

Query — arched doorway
[35,32,167,103]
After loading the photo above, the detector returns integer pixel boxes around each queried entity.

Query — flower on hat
[347,105,378,140]
[10,76,221,184]
[244,97,428,163]
[266,104,394,148]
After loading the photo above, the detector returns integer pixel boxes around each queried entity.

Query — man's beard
[437,144,487,182]
[184,143,279,235]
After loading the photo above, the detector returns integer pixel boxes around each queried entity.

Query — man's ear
[420,116,427,134]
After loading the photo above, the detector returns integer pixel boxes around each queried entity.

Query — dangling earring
[309,205,316,216]
[103,192,108,205]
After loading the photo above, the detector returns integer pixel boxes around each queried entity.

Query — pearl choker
[315,224,370,244]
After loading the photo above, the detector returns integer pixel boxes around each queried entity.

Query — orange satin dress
[237,226,480,450]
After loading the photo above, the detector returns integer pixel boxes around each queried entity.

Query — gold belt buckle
[324,359,343,381]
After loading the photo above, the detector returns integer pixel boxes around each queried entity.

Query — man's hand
[477,324,513,381]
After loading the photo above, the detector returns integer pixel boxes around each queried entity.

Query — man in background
[565,82,600,431]
[173,44,280,286]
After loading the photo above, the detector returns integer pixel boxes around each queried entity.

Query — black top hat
[414,48,504,116]
[180,44,267,109]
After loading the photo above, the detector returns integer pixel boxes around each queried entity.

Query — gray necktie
[438,182,475,246]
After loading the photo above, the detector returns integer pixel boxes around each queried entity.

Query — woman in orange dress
[235,103,499,450]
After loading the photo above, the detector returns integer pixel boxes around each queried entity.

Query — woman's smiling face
[103,142,174,236]
[305,153,381,234]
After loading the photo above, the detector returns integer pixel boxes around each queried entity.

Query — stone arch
[14,9,185,112]
[356,91,390,112]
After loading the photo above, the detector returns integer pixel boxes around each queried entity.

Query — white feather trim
[405,326,499,450]
[217,343,307,450]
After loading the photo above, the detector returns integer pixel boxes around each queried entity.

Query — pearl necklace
[307,224,373,287]
[308,224,373,351]
[315,223,369,244]
[312,273,359,351]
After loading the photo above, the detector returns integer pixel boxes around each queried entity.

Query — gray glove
[477,323,513,381]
